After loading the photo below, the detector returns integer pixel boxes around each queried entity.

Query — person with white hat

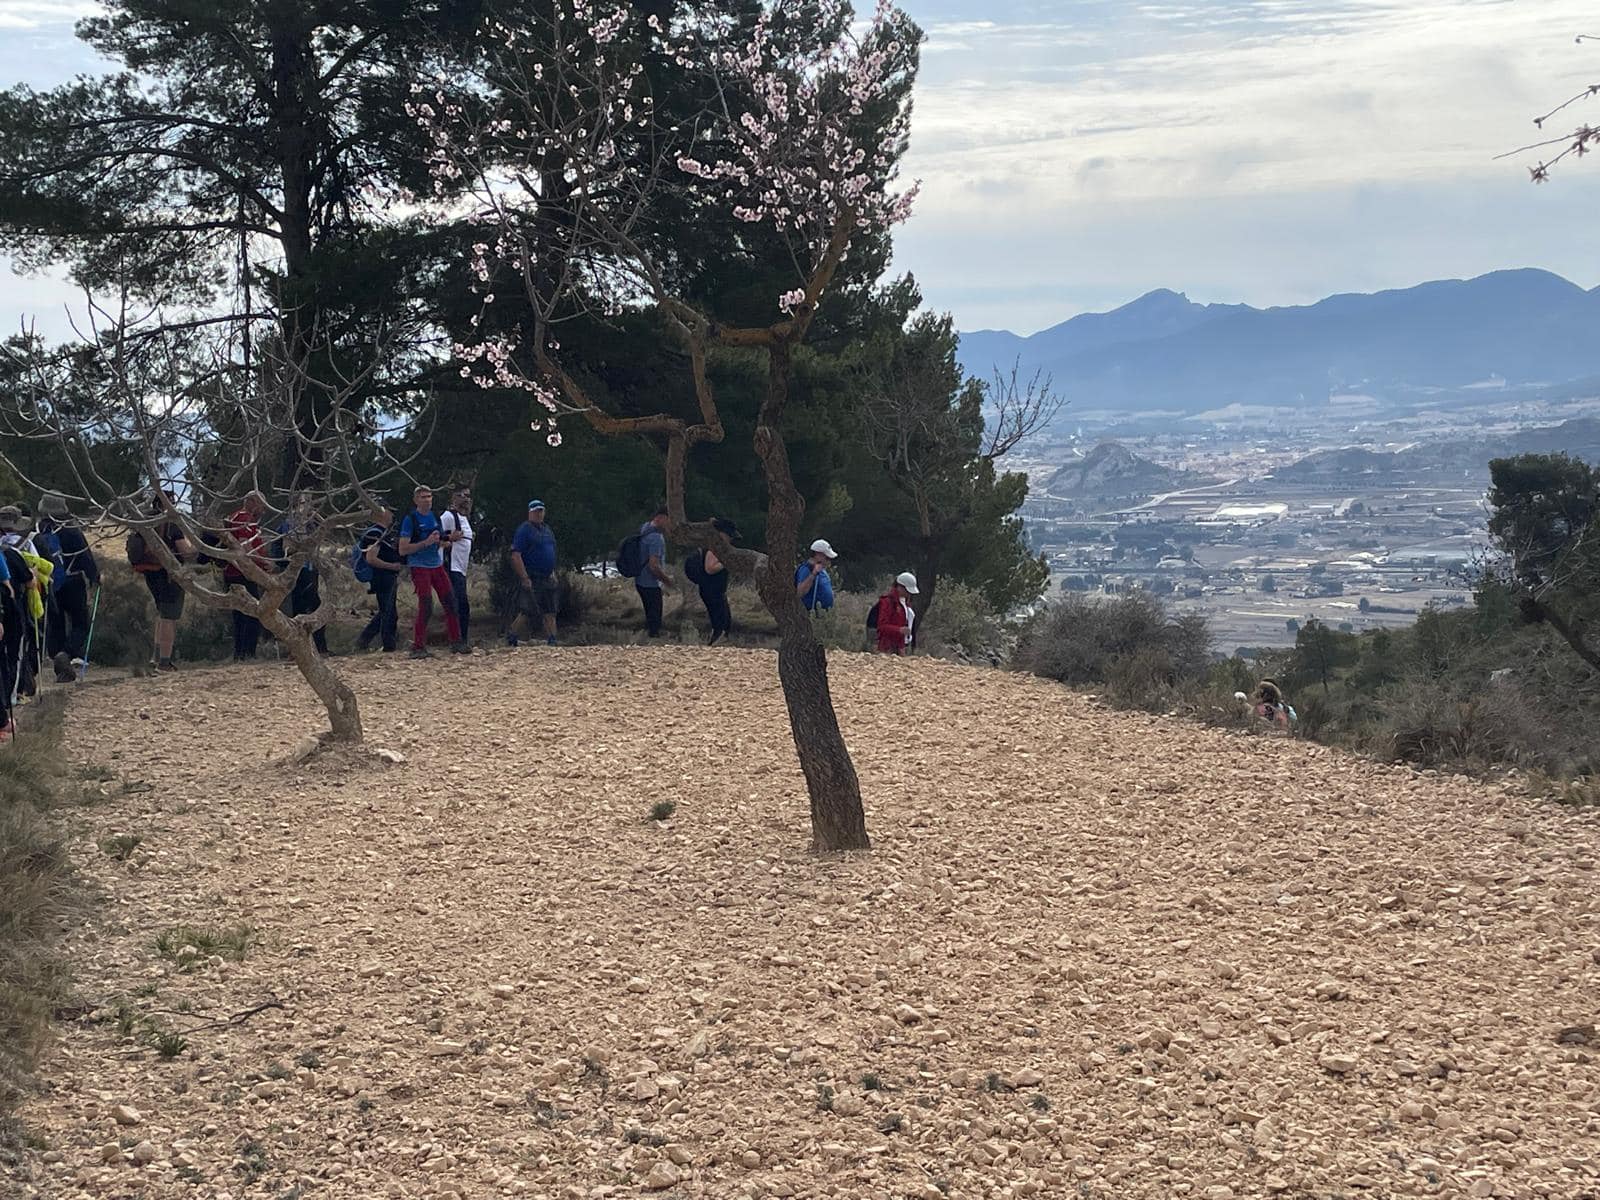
[872,571,919,654]
[795,538,837,613]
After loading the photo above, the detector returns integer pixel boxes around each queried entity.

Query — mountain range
[958,270,1600,416]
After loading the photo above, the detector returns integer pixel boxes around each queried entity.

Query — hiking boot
[355,634,372,653]
[52,651,75,683]
[545,635,557,647]
[450,641,470,655]
[506,634,520,648]
[157,659,178,672]
[409,648,431,660]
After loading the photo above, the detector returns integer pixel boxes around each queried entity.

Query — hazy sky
[1,0,1597,335]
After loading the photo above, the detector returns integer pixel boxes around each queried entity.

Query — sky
[0,0,1597,336]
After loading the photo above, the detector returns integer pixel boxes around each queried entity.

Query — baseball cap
[895,571,920,594]
[810,539,837,559]
[528,499,546,511]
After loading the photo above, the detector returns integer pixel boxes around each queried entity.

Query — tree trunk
[259,606,363,743]
[756,563,870,852]
[910,536,944,640]
[1534,598,1600,675]
[752,343,869,853]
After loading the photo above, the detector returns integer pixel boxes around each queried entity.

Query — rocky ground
[12,646,1600,1200]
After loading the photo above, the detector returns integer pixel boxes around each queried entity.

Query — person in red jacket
[224,491,269,660]
[873,572,919,654]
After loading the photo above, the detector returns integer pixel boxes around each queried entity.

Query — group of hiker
[0,496,102,738]
[0,483,928,726]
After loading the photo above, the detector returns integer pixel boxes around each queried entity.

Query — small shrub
[1012,592,1210,709]
[878,1112,904,1133]
[1029,1093,1050,1112]
[264,1061,292,1081]
[647,800,676,823]
[815,1083,835,1111]
[295,1050,322,1069]
[919,581,1006,662]
[154,924,255,969]
[99,834,143,862]
[860,1072,882,1091]
[151,1029,188,1060]
[234,1139,269,1183]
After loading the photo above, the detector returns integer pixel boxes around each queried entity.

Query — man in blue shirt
[397,485,464,658]
[509,500,560,646]
[796,539,837,612]
[634,506,673,637]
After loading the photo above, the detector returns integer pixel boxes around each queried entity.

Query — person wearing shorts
[508,499,559,646]
[132,492,195,671]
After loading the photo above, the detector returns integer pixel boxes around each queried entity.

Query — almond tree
[420,0,920,851]
[0,293,429,745]
[1506,34,1597,180]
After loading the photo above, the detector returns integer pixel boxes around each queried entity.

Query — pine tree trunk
[259,607,363,743]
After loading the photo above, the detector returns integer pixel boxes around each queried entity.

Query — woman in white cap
[873,571,919,654]
[795,538,837,613]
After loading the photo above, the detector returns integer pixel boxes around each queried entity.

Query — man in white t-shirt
[441,484,476,644]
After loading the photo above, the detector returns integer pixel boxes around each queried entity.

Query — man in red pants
[397,485,465,658]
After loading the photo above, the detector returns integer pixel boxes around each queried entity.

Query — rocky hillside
[1045,441,1198,498]
[14,647,1600,1199]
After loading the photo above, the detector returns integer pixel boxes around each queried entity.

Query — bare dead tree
[0,283,434,744]
[860,319,1062,624]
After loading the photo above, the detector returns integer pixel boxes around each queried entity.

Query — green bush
[918,581,1006,661]
[1012,592,1212,710]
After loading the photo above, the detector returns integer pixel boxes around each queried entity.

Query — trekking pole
[78,585,102,683]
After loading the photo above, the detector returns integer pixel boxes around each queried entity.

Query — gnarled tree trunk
[753,344,869,853]
[259,604,363,743]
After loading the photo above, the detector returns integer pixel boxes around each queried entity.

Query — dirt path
[14,647,1600,1200]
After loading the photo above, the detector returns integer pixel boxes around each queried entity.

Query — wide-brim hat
[0,505,30,533]
[39,493,70,519]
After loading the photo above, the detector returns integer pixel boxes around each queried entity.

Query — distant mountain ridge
[959,270,1600,416]
[1045,442,1198,498]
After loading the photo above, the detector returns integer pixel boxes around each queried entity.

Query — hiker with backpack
[872,571,919,655]
[624,506,673,638]
[128,491,196,672]
[441,484,476,644]
[684,517,737,645]
[508,499,559,647]
[223,491,269,661]
[0,509,42,703]
[397,485,465,658]
[796,539,837,613]
[38,493,100,683]
[354,507,404,653]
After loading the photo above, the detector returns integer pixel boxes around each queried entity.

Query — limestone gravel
[12,645,1600,1199]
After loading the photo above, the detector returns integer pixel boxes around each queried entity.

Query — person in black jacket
[686,518,737,645]
[38,493,100,682]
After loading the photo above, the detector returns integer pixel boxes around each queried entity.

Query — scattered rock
[893,1003,923,1025]
[1319,1053,1358,1074]
[129,1140,159,1166]
[642,1162,680,1190]
[111,1104,142,1127]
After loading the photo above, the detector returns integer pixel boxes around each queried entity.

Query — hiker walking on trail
[685,518,737,645]
[37,494,99,683]
[1253,680,1295,730]
[442,484,475,644]
[631,507,673,638]
[873,571,919,655]
[796,539,837,613]
[509,500,559,647]
[223,491,269,661]
[398,485,464,658]
[129,492,195,672]
[355,507,404,653]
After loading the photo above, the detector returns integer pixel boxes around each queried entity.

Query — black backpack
[683,550,707,587]
[616,531,646,578]
[125,529,151,569]
[866,601,879,631]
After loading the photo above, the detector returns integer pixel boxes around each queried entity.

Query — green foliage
[1012,592,1211,710]
[153,924,255,970]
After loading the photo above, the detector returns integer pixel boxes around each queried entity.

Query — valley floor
[14,647,1600,1199]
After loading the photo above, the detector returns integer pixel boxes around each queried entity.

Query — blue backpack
[350,527,378,584]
